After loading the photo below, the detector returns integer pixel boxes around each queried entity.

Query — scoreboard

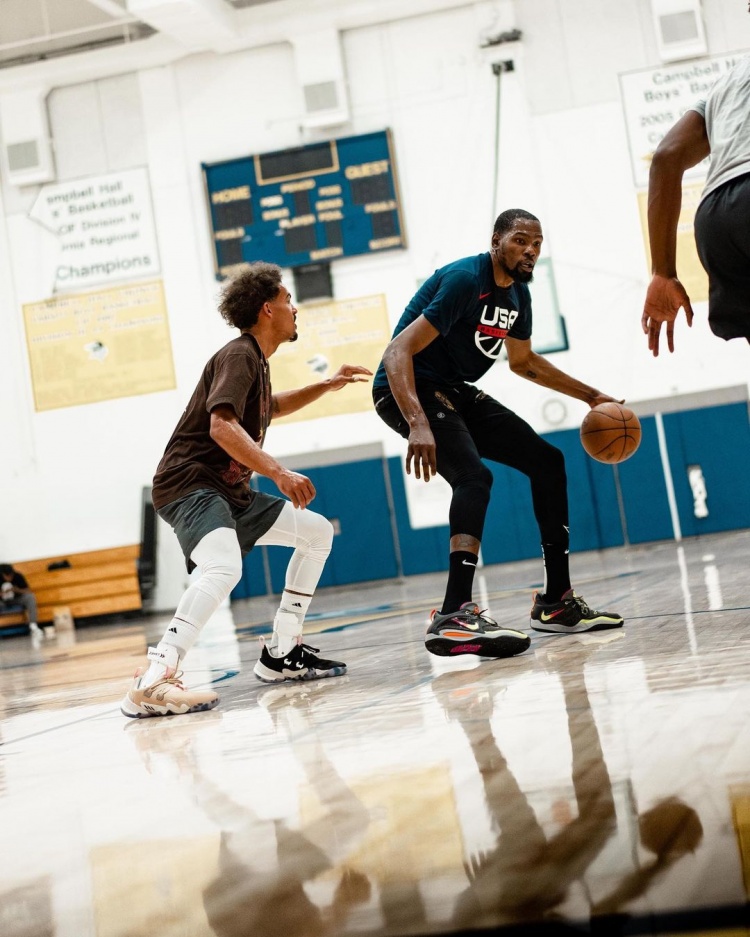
[202,129,406,279]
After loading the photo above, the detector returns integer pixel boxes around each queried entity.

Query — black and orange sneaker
[530,589,623,633]
[425,601,530,658]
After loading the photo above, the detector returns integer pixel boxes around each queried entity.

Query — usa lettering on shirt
[475,305,519,358]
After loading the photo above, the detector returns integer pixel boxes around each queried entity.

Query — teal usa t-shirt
[373,252,532,390]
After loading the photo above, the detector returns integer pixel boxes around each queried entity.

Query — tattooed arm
[504,337,620,408]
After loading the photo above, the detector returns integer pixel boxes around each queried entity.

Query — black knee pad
[449,465,493,540]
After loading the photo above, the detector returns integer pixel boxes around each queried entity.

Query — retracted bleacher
[0,545,142,630]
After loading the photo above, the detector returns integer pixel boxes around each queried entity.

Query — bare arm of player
[642,110,710,357]
[271,364,373,418]
[209,405,315,509]
[382,315,441,482]
[505,338,622,408]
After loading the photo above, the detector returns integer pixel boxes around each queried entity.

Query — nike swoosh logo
[453,619,479,630]
[479,291,491,300]
[540,609,566,622]
[461,559,477,566]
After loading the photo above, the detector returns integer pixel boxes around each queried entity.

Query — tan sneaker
[120,669,219,718]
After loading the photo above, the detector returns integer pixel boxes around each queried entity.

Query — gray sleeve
[690,99,707,118]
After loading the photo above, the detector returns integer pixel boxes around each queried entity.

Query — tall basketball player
[373,209,624,658]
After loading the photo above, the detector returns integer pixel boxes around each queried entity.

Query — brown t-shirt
[152,333,272,511]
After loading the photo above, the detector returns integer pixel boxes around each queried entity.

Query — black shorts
[373,380,568,542]
[373,381,563,486]
[158,487,285,572]
[694,171,750,341]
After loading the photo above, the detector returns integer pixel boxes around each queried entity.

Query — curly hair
[218,262,283,330]
[493,208,539,236]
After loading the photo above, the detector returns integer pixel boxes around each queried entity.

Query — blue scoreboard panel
[202,129,406,279]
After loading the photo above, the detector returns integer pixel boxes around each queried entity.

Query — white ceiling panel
[0,0,286,68]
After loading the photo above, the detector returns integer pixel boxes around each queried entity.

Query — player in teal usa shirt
[373,251,532,390]
[374,208,625,659]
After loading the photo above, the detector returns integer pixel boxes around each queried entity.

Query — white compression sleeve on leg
[144,526,242,684]
[256,504,333,654]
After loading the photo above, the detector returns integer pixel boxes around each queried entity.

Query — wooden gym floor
[1,530,749,936]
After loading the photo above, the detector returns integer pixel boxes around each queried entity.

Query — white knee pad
[190,527,243,603]
[303,512,334,563]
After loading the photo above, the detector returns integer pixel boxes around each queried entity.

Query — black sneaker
[530,589,623,633]
[425,601,530,658]
[253,639,347,684]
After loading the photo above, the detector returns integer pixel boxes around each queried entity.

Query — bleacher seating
[0,545,142,631]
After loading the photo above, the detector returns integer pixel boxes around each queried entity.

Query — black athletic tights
[374,380,570,556]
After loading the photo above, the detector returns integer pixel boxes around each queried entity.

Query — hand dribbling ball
[580,402,641,464]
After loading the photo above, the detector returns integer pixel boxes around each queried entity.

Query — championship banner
[23,280,176,411]
[270,293,392,422]
[29,167,161,293]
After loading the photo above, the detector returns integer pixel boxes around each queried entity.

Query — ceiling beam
[83,0,133,19]
[125,0,238,51]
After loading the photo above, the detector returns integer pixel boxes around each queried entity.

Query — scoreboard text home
[203,129,406,278]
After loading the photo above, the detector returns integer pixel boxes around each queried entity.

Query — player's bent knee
[301,510,335,554]
[532,442,566,480]
[451,463,493,496]
[479,463,494,491]
[192,528,243,591]
[202,555,243,592]
[550,446,567,480]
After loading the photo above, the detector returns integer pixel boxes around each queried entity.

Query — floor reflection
[0,532,749,936]
[126,680,371,937]
[439,641,620,927]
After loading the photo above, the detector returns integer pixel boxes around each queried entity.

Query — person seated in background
[0,563,50,640]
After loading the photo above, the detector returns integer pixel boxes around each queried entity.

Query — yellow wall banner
[23,279,176,411]
[637,183,709,303]
[270,293,391,422]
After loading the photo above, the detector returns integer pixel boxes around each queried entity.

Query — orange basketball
[580,402,641,464]
[638,797,703,857]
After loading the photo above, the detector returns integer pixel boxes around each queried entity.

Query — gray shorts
[158,487,285,572]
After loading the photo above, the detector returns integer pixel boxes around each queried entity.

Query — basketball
[580,402,641,464]
[638,798,703,857]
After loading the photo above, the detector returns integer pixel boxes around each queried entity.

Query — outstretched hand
[327,364,373,391]
[642,274,694,357]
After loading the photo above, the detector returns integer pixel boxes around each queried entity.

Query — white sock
[271,592,315,655]
[142,645,180,686]
[279,589,312,621]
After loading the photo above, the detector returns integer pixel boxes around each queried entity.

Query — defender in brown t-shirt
[121,262,371,718]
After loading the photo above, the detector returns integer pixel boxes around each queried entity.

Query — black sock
[541,542,571,603]
[441,551,479,613]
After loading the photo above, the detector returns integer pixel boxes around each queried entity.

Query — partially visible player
[642,31,750,353]
[121,262,371,717]
[0,563,45,641]
[373,209,624,657]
